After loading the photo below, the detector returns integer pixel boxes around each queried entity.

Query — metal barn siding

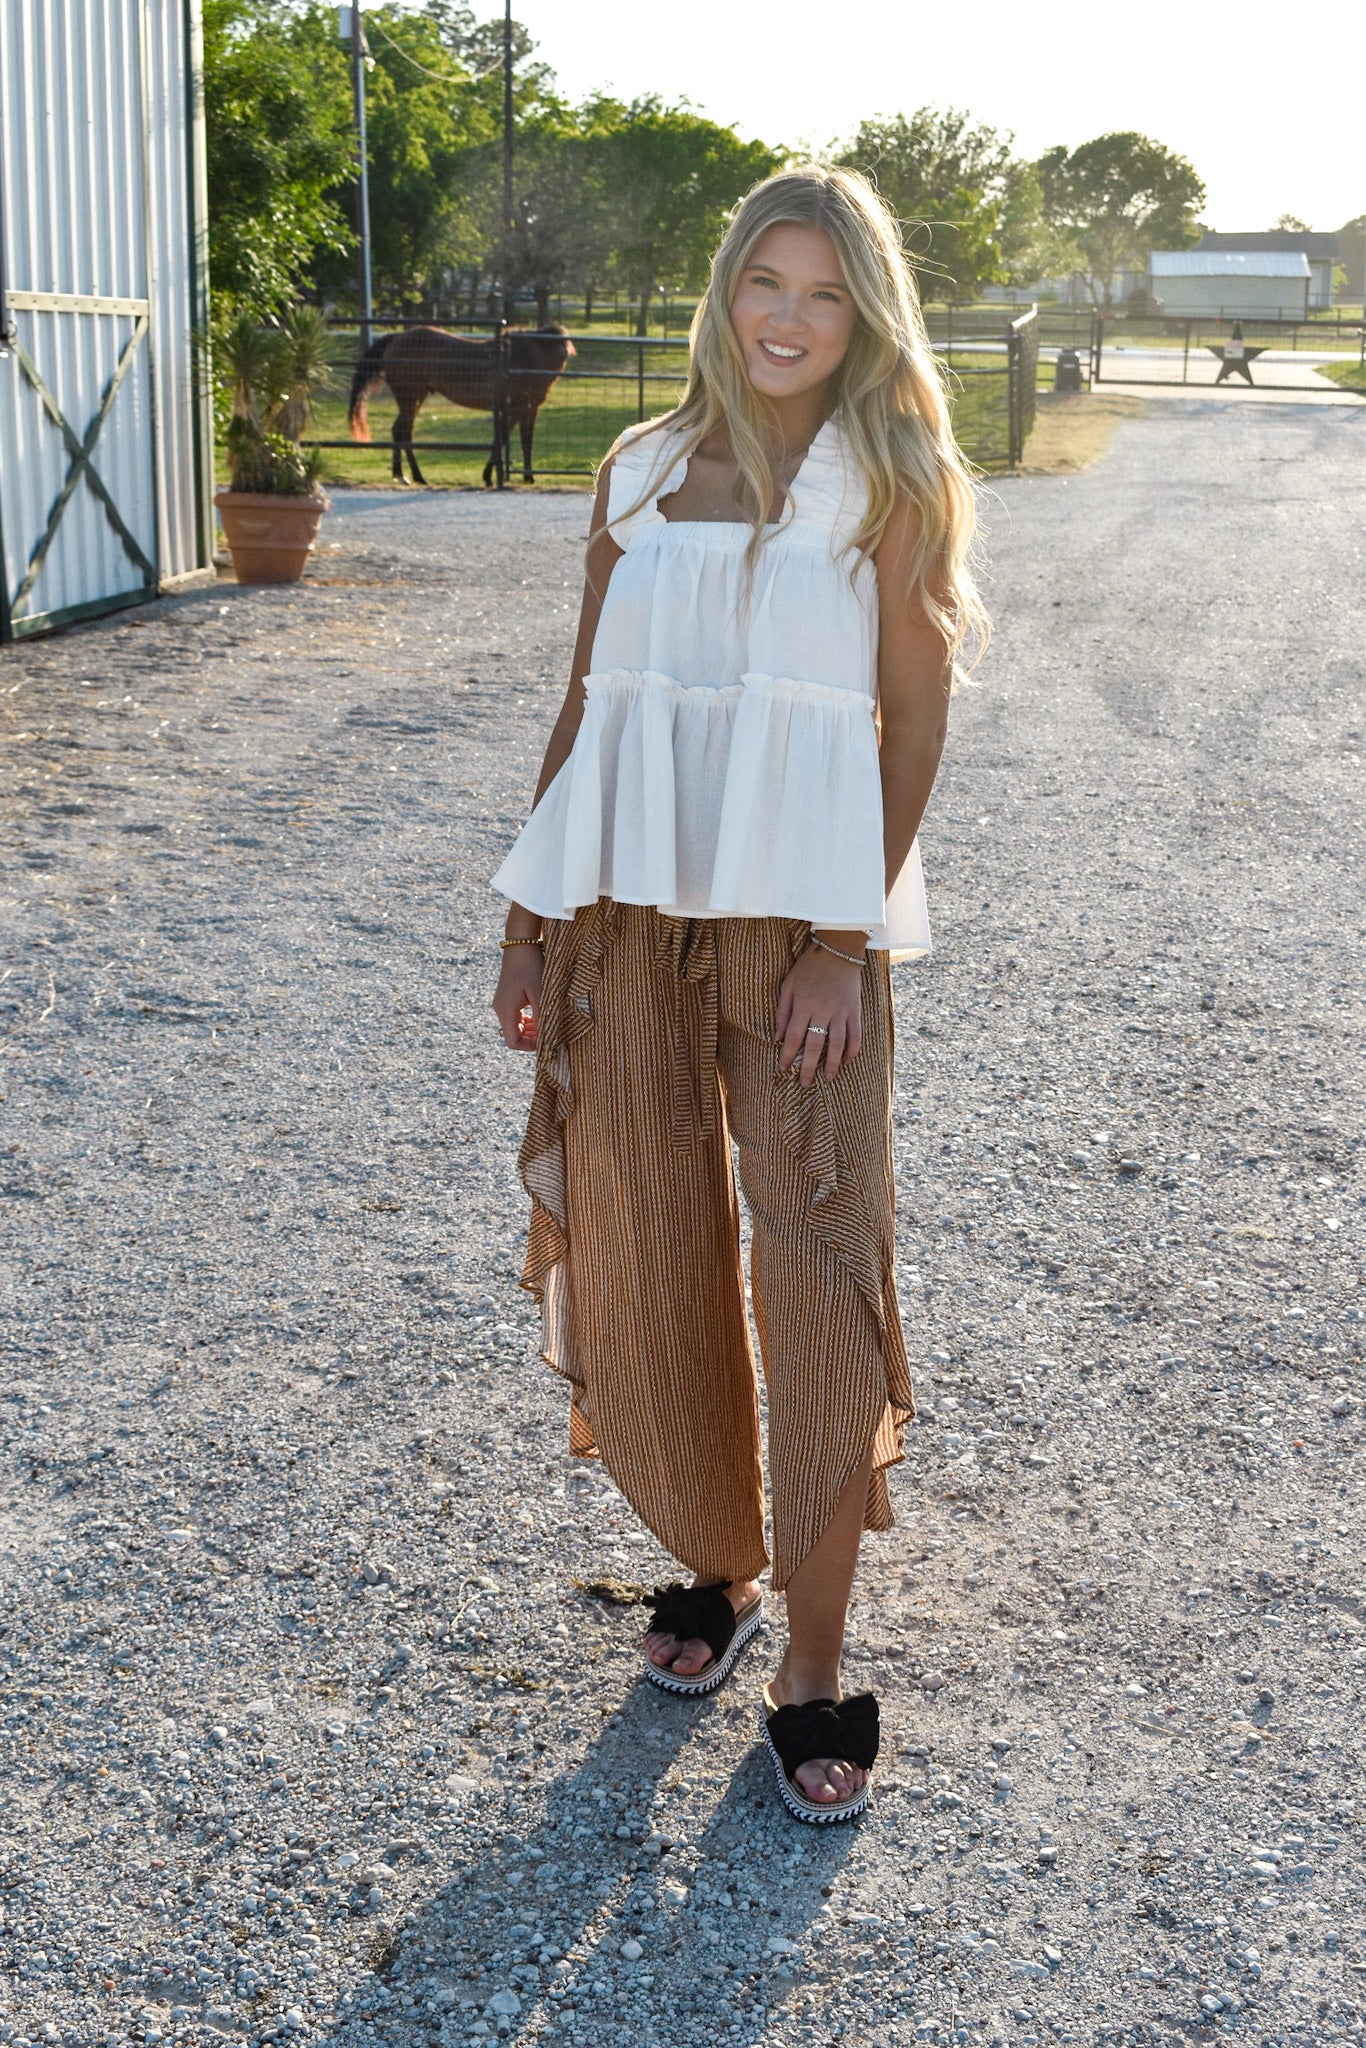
[0,0,212,641]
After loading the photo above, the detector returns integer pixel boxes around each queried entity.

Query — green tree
[422,0,558,99]
[1036,132,1205,305]
[1337,216,1366,302]
[330,6,494,308]
[512,126,615,326]
[202,0,355,312]
[996,160,1081,293]
[388,5,576,314]
[837,109,1017,301]
[585,99,779,334]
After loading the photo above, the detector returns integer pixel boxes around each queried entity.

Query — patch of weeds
[573,1576,651,1606]
[367,1927,403,1977]
[466,1663,544,1690]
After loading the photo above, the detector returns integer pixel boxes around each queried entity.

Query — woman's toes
[793,1759,863,1803]
[644,1631,712,1674]
[794,1761,838,1801]
[671,1638,711,1675]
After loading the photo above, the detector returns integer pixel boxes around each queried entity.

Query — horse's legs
[391,404,428,485]
[404,404,428,485]
[519,411,535,485]
[483,403,508,487]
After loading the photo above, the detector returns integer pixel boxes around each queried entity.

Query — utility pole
[501,0,515,323]
[343,3,374,347]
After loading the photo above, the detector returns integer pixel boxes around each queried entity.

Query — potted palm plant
[214,308,332,584]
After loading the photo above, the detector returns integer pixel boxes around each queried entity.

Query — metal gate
[0,0,211,641]
[1089,311,1364,398]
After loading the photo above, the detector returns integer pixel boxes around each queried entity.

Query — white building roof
[1149,250,1310,278]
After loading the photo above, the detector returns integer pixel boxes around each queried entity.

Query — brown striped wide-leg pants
[518,899,915,1592]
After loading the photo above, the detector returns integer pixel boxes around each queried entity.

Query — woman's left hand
[775,945,863,1088]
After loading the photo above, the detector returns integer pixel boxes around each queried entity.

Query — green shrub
[214,305,332,495]
[223,418,325,496]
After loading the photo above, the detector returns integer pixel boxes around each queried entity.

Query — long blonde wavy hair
[606,164,989,667]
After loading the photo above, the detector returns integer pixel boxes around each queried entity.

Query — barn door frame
[0,0,163,643]
[2,298,157,637]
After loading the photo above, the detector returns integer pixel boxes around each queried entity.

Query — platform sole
[643,1598,763,1697]
[758,1684,874,1824]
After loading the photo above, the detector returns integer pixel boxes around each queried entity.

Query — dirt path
[1,400,1362,2048]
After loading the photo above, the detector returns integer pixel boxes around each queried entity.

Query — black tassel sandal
[760,1683,879,1823]
[642,1581,764,1697]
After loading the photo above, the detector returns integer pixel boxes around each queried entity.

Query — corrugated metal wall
[0,0,211,639]
[1150,279,1309,318]
[144,0,213,585]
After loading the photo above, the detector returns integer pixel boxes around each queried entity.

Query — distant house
[1198,230,1339,311]
[1147,250,1310,318]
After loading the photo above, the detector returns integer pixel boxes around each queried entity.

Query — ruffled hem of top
[490,665,931,949]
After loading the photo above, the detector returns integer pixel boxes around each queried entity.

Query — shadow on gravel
[316,1671,858,2046]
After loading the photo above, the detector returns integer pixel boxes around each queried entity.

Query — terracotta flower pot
[215,489,327,584]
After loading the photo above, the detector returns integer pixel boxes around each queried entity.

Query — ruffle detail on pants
[651,911,719,1150]
[773,931,915,1546]
[517,897,620,1456]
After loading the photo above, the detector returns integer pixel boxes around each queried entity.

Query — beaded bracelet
[808,934,867,969]
[500,935,544,949]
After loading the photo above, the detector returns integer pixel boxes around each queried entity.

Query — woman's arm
[871,489,953,889]
[779,491,952,1087]
[525,466,624,811]
[493,465,624,1047]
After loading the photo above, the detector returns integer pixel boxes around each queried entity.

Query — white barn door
[0,0,161,639]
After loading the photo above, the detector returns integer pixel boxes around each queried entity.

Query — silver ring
[804,1024,829,1036]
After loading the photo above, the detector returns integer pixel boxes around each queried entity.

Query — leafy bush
[214,306,331,495]
[223,419,326,496]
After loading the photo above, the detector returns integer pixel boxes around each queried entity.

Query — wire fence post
[346,4,373,352]
[493,318,507,488]
[500,0,515,325]
[0,117,10,356]
[1006,307,1038,470]
[636,338,645,423]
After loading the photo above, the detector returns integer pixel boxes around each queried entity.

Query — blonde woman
[491,166,986,1823]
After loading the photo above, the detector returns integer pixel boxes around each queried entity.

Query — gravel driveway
[2,397,1362,2048]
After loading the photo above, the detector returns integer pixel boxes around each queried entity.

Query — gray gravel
[1,397,1363,2048]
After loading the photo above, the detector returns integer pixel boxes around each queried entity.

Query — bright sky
[505,0,1362,235]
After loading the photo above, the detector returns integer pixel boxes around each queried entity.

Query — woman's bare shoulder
[871,485,925,568]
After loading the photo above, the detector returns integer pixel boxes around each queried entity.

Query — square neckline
[653,416,837,529]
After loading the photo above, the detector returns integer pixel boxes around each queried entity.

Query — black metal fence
[1008,308,1039,464]
[1090,311,1366,394]
[302,309,1047,486]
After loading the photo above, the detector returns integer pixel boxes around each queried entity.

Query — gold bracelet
[808,934,866,968]
[500,935,544,949]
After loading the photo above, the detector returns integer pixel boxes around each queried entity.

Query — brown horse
[347,323,576,485]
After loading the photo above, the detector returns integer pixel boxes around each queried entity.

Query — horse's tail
[348,333,393,443]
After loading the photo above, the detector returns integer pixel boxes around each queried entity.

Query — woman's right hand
[492,945,544,1052]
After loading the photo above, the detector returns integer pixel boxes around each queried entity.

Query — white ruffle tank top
[490,412,931,960]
